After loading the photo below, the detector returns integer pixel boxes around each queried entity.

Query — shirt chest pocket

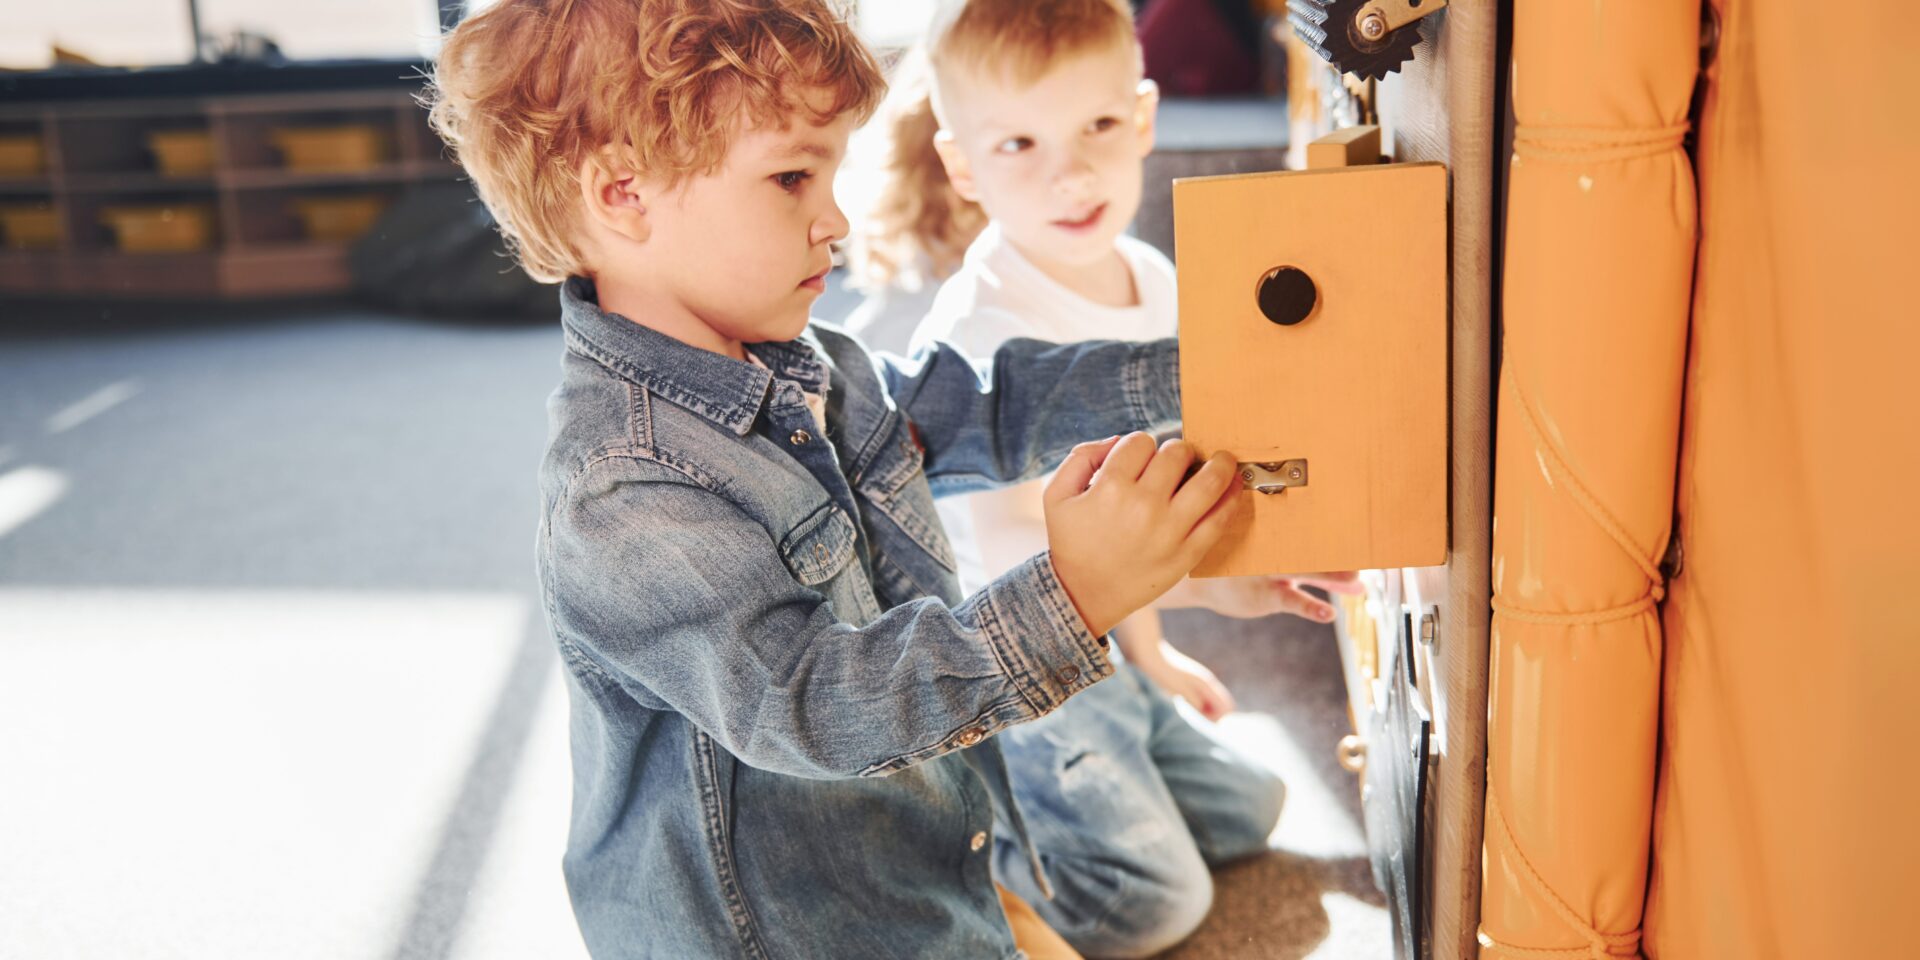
[855,416,957,574]
[778,502,859,586]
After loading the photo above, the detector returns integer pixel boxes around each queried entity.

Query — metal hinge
[1239,459,1309,494]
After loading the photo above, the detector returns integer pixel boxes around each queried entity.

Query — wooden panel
[1175,162,1449,578]
[1308,125,1383,169]
[60,252,218,297]
[1374,4,1501,958]
[1260,8,1499,957]
[217,245,351,297]
[0,251,61,292]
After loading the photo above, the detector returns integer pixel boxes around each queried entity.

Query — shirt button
[790,429,811,445]
[813,543,830,563]
[970,831,988,852]
[1054,665,1081,685]
[955,727,985,747]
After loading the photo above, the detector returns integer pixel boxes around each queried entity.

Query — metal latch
[1239,459,1309,494]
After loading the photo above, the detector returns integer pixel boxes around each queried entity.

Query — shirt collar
[559,277,828,436]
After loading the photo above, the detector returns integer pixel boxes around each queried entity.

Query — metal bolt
[1419,609,1437,646]
[1288,466,1304,482]
[1337,734,1367,773]
[1359,12,1388,41]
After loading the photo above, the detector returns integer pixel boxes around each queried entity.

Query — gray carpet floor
[1150,609,1389,959]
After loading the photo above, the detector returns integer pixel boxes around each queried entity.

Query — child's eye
[1088,116,1121,134]
[994,136,1034,154]
[773,170,813,192]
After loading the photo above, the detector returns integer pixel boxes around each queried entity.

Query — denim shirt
[539,278,1180,959]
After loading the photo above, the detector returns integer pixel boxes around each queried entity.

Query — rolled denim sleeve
[543,464,1113,781]
[881,333,1180,497]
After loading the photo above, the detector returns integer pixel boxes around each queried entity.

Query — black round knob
[1256,266,1317,326]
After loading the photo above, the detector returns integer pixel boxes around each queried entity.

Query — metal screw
[1359,12,1388,41]
[1337,734,1367,773]
[1288,466,1304,482]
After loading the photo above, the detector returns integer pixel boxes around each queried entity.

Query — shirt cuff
[1125,337,1181,433]
[974,551,1114,716]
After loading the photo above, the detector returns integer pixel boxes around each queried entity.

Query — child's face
[610,94,856,347]
[934,43,1157,270]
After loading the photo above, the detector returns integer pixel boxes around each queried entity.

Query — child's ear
[579,151,652,244]
[1134,79,1161,157]
[932,130,983,204]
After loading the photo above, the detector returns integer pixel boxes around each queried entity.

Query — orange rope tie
[1508,367,1667,590]
[1512,122,1689,164]
[1477,788,1644,960]
[1485,366,1660,958]
[1490,592,1656,626]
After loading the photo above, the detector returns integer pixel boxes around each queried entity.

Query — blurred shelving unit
[0,86,457,298]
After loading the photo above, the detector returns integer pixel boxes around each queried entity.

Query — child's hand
[1164,571,1365,624]
[1044,433,1241,638]
[1133,640,1236,721]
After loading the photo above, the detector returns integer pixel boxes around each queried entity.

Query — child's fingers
[1044,436,1122,505]
[1181,473,1243,553]
[1203,678,1236,720]
[1169,452,1238,527]
[1273,581,1337,622]
[1091,431,1159,487]
[1136,438,1195,497]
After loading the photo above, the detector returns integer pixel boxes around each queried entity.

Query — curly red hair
[426,0,885,282]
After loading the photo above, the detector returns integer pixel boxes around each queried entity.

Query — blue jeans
[992,661,1287,958]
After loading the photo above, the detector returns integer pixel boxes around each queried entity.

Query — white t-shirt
[908,223,1178,595]
[909,223,1177,356]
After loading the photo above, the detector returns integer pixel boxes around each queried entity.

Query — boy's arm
[544,467,1113,781]
[881,315,1179,496]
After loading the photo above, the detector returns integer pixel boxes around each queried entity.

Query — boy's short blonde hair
[425,0,884,282]
[927,0,1138,92]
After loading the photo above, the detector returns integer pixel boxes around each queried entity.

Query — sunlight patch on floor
[0,588,580,960]
[1307,891,1392,959]
[45,379,142,434]
[1214,711,1367,859]
[0,465,68,540]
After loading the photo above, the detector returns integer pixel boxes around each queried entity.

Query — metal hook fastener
[1239,459,1309,494]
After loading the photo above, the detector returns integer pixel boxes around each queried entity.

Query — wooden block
[1174,161,1448,577]
[1307,125,1382,169]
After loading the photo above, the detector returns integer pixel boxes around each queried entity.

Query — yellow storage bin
[98,204,215,253]
[0,134,46,177]
[269,125,391,172]
[288,194,389,243]
[0,204,60,250]
[148,129,215,176]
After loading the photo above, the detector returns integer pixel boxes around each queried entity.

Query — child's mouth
[1052,203,1107,233]
[799,268,829,292]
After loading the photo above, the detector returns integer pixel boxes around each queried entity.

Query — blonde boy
[428,1,1247,957]
[907,2,1346,955]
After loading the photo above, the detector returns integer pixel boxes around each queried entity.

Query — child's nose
[813,200,850,246]
[1052,153,1097,195]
